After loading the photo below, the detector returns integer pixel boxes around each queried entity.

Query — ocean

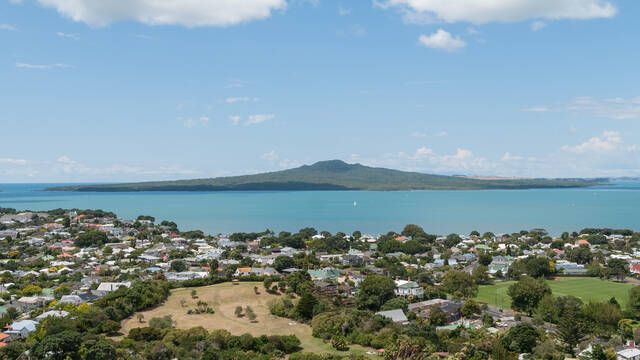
[1,182,639,236]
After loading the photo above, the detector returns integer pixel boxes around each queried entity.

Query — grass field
[476,277,636,309]
[121,282,375,357]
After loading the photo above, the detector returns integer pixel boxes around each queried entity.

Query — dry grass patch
[121,282,374,356]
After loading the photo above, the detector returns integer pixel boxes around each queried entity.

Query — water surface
[1,182,638,235]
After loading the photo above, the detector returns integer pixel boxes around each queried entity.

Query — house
[59,295,84,305]
[17,296,51,311]
[4,320,38,340]
[93,282,131,296]
[376,309,409,324]
[166,271,209,281]
[35,310,69,321]
[394,280,424,298]
[488,256,513,275]
[617,348,640,360]
[234,267,277,277]
[307,267,341,281]
[408,299,462,323]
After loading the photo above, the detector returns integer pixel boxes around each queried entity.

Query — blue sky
[1,0,639,182]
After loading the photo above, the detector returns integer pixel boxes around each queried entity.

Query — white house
[618,348,640,360]
[394,280,424,298]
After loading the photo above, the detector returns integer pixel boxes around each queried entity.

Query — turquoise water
[0,182,639,235]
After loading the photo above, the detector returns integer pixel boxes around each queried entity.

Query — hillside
[47,160,604,192]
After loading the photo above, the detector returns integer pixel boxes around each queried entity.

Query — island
[47,160,605,192]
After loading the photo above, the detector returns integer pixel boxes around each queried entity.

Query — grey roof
[375,309,408,323]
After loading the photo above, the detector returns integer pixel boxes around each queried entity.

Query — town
[0,207,639,360]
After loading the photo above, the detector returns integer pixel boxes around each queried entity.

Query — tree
[21,284,42,296]
[137,313,145,323]
[31,330,82,360]
[508,276,551,315]
[442,270,477,298]
[245,306,257,322]
[628,286,640,317]
[83,340,117,360]
[208,259,219,276]
[461,299,481,318]
[443,234,462,248]
[428,306,447,326]
[502,323,539,353]
[295,292,318,320]
[235,306,244,317]
[381,297,409,312]
[472,265,490,285]
[478,252,493,266]
[357,275,396,311]
[402,224,425,238]
[330,335,349,351]
[583,301,622,335]
[566,245,592,265]
[149,315,173,329]
[557,308,586,356]
[274,255,296,272]
[171,260,187,272]
[606,258,629,282]
[75,229,108,248]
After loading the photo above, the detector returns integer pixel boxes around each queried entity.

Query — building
[307,267,341,281]
[408,299,462,323]
[394,280,424,298]
[376,309,409,324]
[617,348,640,360]
[4,320,38,340]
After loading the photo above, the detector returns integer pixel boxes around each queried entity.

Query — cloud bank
[37,0,288,27]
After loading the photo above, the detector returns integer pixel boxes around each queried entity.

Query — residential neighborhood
[0,208,639,359]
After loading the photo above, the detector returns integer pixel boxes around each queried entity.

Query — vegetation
[49,160,604,192]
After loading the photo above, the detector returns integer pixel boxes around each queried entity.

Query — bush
[330,335,349,351]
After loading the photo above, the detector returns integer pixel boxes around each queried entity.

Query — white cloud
[338,5,351,16]
[379,0,616,25]
[15,62,71,70]
[261,150,279,161]
[229,115,242,125]
[524,96,640,119]
[567,96,640,120]
[522,106,550,113]
[418,29,466,51]
[501,152,524,161]
[0,24,17,31]
[336,24,367,38]
[56,31,79,39]
[246,113,275,125]
[37,0,288,27]
[0,158,28,165]
[561,130,622,154]
[413,146,435,158]
[530,20,547,31]
[225,96,258,104]
[411,131,427,138]
[180,116,210,128]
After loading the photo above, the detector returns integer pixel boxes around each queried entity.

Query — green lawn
[476,277,636,309]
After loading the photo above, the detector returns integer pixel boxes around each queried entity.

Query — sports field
[121,282,375,357]
[476,277,636,309]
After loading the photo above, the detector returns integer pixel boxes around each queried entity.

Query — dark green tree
[357,275,396,311]
[508,276,551,315]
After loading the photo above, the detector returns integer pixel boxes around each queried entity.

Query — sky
[1,0,640,182]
